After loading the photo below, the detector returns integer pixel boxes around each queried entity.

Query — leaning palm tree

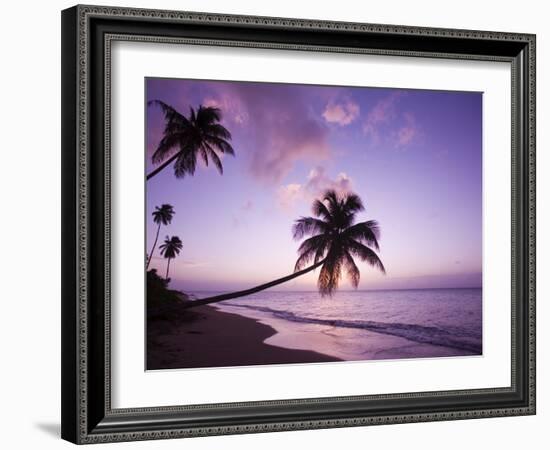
[146,204,175,269]
[185,190,385,308]
[147,101,235,180]
[159,236,183,280]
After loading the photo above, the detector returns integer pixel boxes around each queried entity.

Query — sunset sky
[145,78,482,293]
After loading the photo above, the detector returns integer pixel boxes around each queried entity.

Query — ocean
[190,288,482,362]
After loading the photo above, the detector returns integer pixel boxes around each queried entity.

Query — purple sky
[146,78,482,292]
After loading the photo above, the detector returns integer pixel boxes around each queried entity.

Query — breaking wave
[224,302,482,354]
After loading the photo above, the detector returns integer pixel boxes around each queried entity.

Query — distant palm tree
[147,101,235,180]
[186,190,385,308]
[159,236,183,280]
[146,204,175,269]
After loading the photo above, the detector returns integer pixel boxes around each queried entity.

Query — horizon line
[185,286,483,294]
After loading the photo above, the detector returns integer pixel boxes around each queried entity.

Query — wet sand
[219,303,479,362]
[147,303,340,370]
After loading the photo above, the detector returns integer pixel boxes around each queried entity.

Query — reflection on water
[192,288,482,361]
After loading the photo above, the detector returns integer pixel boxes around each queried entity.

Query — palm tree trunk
[183,259,326,309]
[146,152,181,180]
[165,257,171,279]
[146,223,161,269]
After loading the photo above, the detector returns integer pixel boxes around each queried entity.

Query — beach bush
[147,269,189,308]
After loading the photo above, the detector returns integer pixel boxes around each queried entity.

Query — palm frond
[189,106,197,123]
[323,190,341,213]
[318,251,343,297]
[151,133,185,164]
[158,235,170,254]
[204,123,232,140]
[342,220,380,251]
[292,217,330,240]
[347,239,386,274]
[324,190,350,229]
[196,105,222,125]
[173,149,197,178]
[149,100,191,127]
[205,136,235,156]
[342,251,360,288]
[311,199,332,221]
[294,234,330,271]
[204,143,223,174]
[342,193,364,214]
[199,146,209,167]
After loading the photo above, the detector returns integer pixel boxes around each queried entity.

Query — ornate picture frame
[61,5,536,444]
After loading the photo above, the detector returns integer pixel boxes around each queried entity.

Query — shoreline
[147,303,340,370]
[218,303,479,361]
[147,299,479,370]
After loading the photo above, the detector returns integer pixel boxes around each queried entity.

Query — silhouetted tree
[147,101,235,180]
[186,190,385,308]
[147,204,175,269]
[159,236,183,280]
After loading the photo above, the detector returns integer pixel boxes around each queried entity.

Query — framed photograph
[61,5,536,444]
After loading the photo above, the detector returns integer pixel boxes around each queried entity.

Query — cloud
[151,256,208,268]
[277,166,354,210]
[277,183,303,210]
[178,260,210,268]
[322,99,360,126]
[394,113,418,148]
[305,166,353,196]
[363,92,400,141]
[362,92,419,148]
[203,95,248,126]
[206,83,331,184]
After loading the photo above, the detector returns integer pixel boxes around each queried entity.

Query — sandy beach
[147,303,340,370]
[219,302,479,362]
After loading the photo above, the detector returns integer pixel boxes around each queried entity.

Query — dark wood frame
[61,4,536,444]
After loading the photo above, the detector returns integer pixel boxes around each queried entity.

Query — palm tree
[147,101,235,180]
[159,236,183,280]
[146,204,175,269]
[293,190,386,296]
[185,190,385,308]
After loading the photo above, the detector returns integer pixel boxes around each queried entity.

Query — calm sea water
[190,288,482,360]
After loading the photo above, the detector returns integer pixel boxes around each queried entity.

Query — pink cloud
[203,95,248,126]
[207,84,331,184]
[305,166,353,195]
[363,92,401,140]
[151,256,208,268]
[395,113,418,147]
[277,183,303,210]
[277,166,354,210]
[363,92,419,148]
[322,99,360,126]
